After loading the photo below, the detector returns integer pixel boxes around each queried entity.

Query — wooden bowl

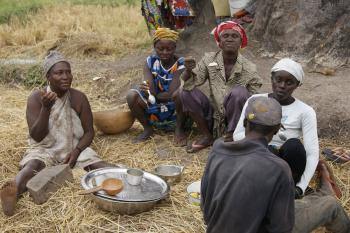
[102,178,124,196]
[93,109,135,134]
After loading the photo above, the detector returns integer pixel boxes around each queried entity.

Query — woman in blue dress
[126,27,185,143]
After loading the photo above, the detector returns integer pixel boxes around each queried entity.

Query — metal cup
[126,169,144,186]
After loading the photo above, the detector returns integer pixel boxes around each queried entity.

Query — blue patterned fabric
[146,55,185,94]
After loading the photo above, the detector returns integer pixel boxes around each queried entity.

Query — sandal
[322,147,350,164]
[186,140,212,153]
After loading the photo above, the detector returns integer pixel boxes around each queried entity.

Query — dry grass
[0,59,349,233]
[0,4,151,59]
[0,2,348,233]
[0,82,349,232]
[0,84,208,232]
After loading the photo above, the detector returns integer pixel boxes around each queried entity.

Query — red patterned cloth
[212,21,247,48]
[169,0,194,16]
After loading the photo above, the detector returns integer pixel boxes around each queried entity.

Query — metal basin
[81,167,169,215]
[91,194,161,215]
[154,165,184,185]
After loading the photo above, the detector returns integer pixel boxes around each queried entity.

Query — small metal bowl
[154,165,184,185]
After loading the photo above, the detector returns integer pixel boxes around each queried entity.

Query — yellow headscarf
[153,27,179,43]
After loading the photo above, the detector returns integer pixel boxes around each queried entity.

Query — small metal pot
[126,168,144,186]
[154,165,184,185]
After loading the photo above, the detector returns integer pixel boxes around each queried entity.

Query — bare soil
[71,32,350,139]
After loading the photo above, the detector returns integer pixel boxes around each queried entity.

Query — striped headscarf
[153,27,179,43]
[211,21,248,48]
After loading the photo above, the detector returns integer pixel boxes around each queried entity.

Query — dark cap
[245,96,282,126]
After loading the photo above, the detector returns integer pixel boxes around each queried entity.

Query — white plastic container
[186,180,201,206]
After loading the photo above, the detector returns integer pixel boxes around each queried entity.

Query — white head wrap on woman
[271,58,304,85]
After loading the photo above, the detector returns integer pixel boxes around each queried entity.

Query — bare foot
[316,160,342,198]
[195,135,214,147]
[132,128,154,143]
[0,181,17,216]
[187,135,214,153]
[174,128,187,147]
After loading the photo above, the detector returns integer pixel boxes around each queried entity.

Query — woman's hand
[184,57,196,71]
[139,82,150,97]
[63,149,80,168]
[40,90,57,109]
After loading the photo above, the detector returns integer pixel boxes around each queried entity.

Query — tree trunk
[184,0,349,67]
[177,0,217,58]
[190,0,216,25]
[250,0,350,67]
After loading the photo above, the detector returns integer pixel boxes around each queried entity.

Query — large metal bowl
[81,167,169,215]
[91,194,161,215]
[153,165,184,185]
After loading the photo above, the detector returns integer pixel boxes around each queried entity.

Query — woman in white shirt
[233,58,319,198]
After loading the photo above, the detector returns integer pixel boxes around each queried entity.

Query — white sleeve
[233,100,248,141]
[296,107,319,193]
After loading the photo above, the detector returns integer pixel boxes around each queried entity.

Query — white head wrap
[271,58,304,85]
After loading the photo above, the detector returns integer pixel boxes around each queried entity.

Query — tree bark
[185,0,349,67]
[250,0,350,67]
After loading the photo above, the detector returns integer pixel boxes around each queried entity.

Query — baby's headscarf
[211,21,248,48]
[153,27,179,43]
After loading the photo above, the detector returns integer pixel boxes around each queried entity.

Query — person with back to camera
[201,96,295,233]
